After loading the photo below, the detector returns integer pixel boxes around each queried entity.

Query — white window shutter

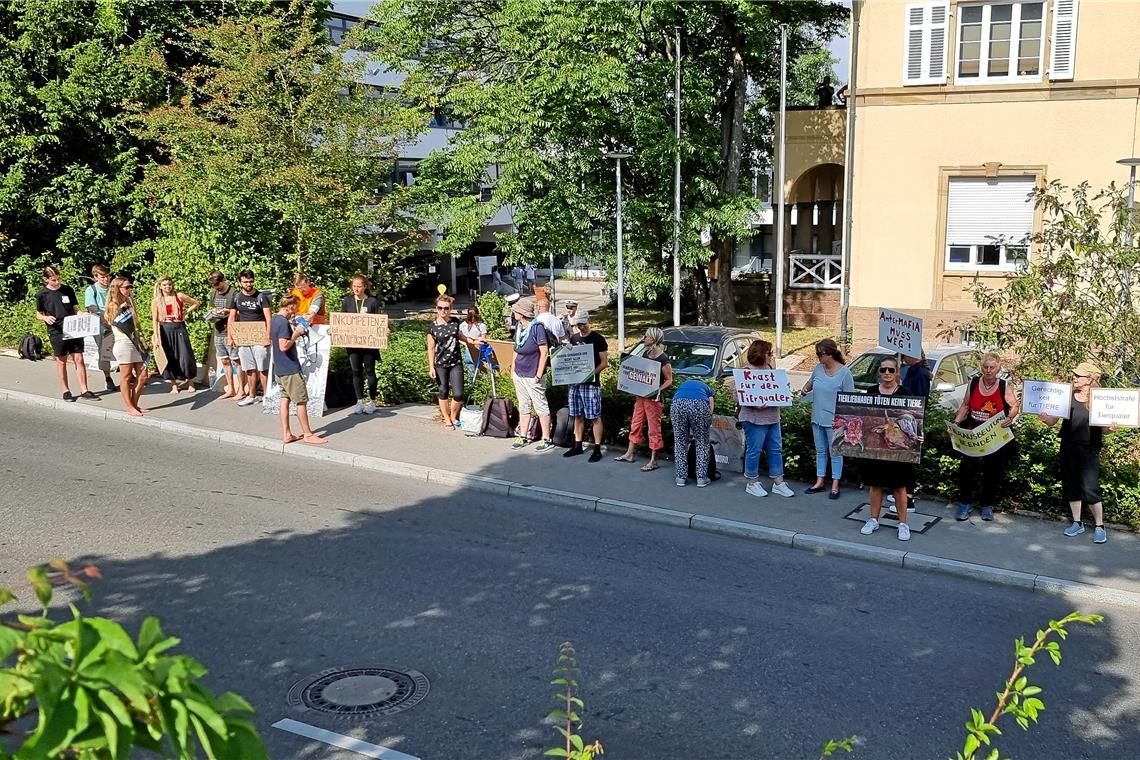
[903,2,949,86]
[1049,0,1079,80]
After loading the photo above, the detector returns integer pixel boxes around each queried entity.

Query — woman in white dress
[104,277,149,416]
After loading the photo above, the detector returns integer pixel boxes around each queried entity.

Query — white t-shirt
[459,321,487,342]
[525,265,536,280]
[535,312,565,342]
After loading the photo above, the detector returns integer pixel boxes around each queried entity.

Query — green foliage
[375,322,438,406]
[477,291,510,340]
[818,736,857,758]
[1,561,267,759]
[544,643,602,760]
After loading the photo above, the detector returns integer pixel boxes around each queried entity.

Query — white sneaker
[363,401,376,415]
[888,498,917,515]
[770,481,795,498]
[897,523,911,541]
[696,478,710,488]
[351,401,365,414]
[860,518,879,535]
[237,396,256,407]
[886,494,896,504]
[745,482,768,498]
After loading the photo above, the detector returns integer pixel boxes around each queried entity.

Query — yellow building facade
[846,0,1140,347]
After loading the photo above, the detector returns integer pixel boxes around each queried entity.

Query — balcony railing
[789,251,842,289]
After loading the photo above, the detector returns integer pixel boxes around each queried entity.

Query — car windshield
[630,341,719,377]
[849,353,934,392]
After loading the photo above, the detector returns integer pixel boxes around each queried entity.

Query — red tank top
[969,379,1003,423]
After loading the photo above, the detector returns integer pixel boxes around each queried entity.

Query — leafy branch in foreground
[545,642,603,760]
[954,611,1103,760]
[819,736,857,758]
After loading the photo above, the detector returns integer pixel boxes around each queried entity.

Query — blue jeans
[812,422,844,480]
[742,421,784,480]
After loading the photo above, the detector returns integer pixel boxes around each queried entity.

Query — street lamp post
[1119,157,1140,250]
[605,150,632,350]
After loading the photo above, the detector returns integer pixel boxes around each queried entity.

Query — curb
[7,387,1140,611]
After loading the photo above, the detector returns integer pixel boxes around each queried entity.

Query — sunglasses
[436,306,451,311]
[120,285,134,290]
[878,367,897,374]
[816,350,829,356]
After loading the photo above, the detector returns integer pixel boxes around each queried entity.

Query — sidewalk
[3,355,1138,608]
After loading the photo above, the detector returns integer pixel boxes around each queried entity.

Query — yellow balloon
[437,284,447,295]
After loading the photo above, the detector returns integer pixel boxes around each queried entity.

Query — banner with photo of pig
[831,392,926,464]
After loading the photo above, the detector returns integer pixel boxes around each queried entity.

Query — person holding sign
[508,298,555,450]
[205,271,241,400]
[151,277,199,394]
[858,356,916,541]
[105,278,149,416]
[35,265,96,402]
[427,294,467,431]
[1038,363,1111,544]
[271,294,327,445]
[563,312,609,463]
[614,327,673,471]
[341,273,383,415]
[83,264,116,391]
[799,339,854,499]
[952,353,1019,522]
[227,270,272,407]
[739,340,794,498]
[290,273,326,326]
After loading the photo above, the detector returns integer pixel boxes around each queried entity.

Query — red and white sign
[732,368,793,408]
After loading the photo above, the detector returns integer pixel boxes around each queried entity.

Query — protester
[341,273,382,414]
[525,263,536,293]
[83,264,116,391]
[271,294,326,445]
[563,311,609,462]
[290,273,326,325]
[534,298,565,345]
[799,339,854,498]
[890,349,932,512]
[739,340,795,498]
[151,277,199,393]
[615,327,673,471]
[227,270,271,406]
[509,298,554,451]
[104,277,148,416]
[426,294,465,429]
[205,271,241,399]
[1038,362,1111,544]
[35,265,96,402]
[459,306,488,380]
[953,352,1019,521]
[858,356,914,541]
[560,299,579,336]
[671,379,716,487]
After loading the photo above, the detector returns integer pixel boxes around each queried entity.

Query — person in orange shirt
[290,273,326,325]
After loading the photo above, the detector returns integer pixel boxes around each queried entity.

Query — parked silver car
[624,326,763,379]
[848,345,982,408]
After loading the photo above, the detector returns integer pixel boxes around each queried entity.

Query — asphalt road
[3,401,1139,760]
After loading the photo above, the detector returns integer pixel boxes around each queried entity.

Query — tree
[366,0,846,324]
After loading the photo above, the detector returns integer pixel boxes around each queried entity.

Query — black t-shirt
[232,289,270,322]
[428,318,462,367]
[340,295,381,314]
[1061,399,1103,449]
[35,285,78,332]
[571,330,609,386]
[211,285,232,333]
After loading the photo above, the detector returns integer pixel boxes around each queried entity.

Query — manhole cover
[286,667,429,719]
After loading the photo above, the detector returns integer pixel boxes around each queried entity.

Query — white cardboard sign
[477,256,497,276]
[617,355,662,397]
[262,324,330,420]
[1089,388,1140,427]
[1022,380,1072,419]
[878,307,923,358]
[550,344,595,386]
[732,368,794,407]
[62,313,102,339]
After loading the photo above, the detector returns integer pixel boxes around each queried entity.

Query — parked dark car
[625,326,763,380]
[848,345,983,408]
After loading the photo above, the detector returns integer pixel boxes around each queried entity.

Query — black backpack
[551,406,574,447]
[18,333,44,361]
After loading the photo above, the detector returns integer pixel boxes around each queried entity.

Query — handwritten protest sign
[1021,380,1072,419]
[62,314,101,339]
[1089,388,1140,427]
[732,368,793,407]
[229,321,268,347]
[551,343,595,386]
[949,413,1016,457]
[328,312,389,350]
[263,325,330,420]
[617,355,662,397]
[831,392,926,464]
[485,339,515,374]
[878,307,923,358]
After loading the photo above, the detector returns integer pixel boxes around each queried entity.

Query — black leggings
[436,363,464,401]
[348,349,379,401]
[958,448,1008,507]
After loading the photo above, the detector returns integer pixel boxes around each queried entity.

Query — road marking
[271,718,421,760]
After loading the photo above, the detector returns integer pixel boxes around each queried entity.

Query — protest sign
[328,312,389,350]
[1021,380,1072,419]
[877,307,923,358]
[82,334,117,374]
[732,368,793,407]
[230,321,268,347]
[831,392,926,464]
[949,413,1016,457]
[62,313,101,339]
[263,325,330,420]
[617,355,662,397]
[1089,388,1140,427]
[485,339,516,374]
[551,343,595,386]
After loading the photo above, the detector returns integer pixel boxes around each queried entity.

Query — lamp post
[605,150,632,350]
[1119,157,1140,250]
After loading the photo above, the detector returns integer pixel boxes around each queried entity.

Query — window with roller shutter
[945,176,1036,271]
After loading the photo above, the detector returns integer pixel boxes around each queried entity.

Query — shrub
[476,291,510,339]
[375,323,438,406]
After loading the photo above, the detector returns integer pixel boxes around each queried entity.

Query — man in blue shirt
[271,294,326,446]
[83,264,116,391]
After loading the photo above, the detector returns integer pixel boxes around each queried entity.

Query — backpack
[18,333,45,361]
[480,396,517,438]
[551,406,574,447]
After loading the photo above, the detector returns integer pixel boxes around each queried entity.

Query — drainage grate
[286,667,429,720]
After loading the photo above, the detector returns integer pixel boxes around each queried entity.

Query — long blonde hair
[105,277,141,332]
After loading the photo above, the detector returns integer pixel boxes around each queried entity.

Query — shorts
[277,372,308,404]
[48,332,83,358]
[238,344,269,372]
[512,372,549,416]
[568,384,602,420]
[214,333,240,361]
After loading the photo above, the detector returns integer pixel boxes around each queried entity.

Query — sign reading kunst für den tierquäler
[617,355,662,397]
[732,368,793,407]
[328,312,390,350]
[831,392,926,464]
[877,307,923,358]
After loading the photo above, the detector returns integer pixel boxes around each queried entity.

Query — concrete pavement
[2,354,1138,609]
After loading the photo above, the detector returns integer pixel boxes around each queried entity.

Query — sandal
[640,462,659,472]
[613,455,636,462]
